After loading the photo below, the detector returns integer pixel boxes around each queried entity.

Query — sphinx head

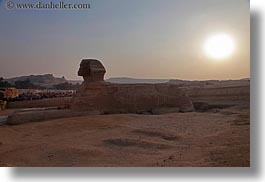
[78,59,106,83]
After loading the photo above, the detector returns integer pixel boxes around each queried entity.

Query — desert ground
[0,81,250,167]
[0,108,249,167]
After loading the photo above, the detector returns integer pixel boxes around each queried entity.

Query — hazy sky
[0,0,249,80]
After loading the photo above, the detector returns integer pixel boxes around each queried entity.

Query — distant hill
[4,75,250,88]
[105,77,250,86]
[68,80,83,84]
[105,77,169,84]
[5,74,67,88]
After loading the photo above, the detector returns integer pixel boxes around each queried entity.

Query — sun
[203,33,235,60]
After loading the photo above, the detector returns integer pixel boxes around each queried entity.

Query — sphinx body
[71,59,194,114]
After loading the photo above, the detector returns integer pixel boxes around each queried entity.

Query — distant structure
[72,59,194,114]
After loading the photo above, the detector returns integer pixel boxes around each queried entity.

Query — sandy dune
[0,108,249,167]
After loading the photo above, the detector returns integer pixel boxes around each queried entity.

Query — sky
[0,0,250,80]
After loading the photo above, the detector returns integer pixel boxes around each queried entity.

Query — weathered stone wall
[182,85,250,106]
[72,59,194,114]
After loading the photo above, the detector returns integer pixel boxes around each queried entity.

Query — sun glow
[203,33,235,60]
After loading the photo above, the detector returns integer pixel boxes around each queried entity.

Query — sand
[0,108,249,167]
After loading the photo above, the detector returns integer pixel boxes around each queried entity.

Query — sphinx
[7,59,194,125]
[71,59,194,114]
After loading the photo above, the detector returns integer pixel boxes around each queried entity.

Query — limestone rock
[78,59,106,83]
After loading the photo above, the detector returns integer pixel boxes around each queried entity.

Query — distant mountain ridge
[5,74,67,88]
[105,77,250,85]
[105,77,170,84]
[4,74,250,88]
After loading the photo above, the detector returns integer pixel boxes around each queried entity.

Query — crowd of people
[8,90,75,102]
